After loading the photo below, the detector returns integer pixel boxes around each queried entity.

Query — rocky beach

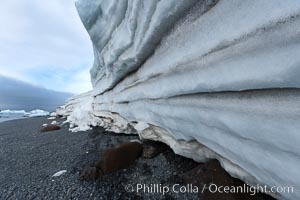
[0,117,198,200]
[0,117,275,200]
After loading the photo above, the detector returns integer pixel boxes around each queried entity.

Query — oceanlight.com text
[124,183,294,196]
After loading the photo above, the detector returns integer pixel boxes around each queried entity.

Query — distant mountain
[0,76,73,111]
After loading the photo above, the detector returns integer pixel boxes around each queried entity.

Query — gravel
[0,117,200,200]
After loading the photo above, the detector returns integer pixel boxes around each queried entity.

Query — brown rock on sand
[80,166,101,181]
[40,125,60,132]
[80,141,143,181]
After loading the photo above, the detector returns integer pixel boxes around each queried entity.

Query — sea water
[0,96,63,122]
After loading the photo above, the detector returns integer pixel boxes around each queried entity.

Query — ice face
[67,1,300,199]
[76,0,199,92]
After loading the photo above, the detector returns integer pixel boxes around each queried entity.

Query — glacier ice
[0,109,50,122]
[60,0,300,199]
[24,109,50,117]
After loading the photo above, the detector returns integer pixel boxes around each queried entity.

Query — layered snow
[64,92,136,134]
[63,0,300,199]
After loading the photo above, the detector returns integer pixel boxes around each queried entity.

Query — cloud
[0,0,93,93]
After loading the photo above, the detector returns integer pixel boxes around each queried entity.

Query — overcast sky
[0,0,93,94]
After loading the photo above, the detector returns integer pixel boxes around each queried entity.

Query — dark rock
[40,125,60,132]
[80,141,143,181]
[142,140,169,159]
[80,166,103,181]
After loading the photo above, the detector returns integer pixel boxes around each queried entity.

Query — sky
[0,0,93,94]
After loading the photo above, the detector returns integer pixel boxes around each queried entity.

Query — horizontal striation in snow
[94,88,300,199]
[70,0,300,199]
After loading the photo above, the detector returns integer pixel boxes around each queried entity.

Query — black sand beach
[0,117,199,200]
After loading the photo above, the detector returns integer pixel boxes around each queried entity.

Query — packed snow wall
[61,0,300,199]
